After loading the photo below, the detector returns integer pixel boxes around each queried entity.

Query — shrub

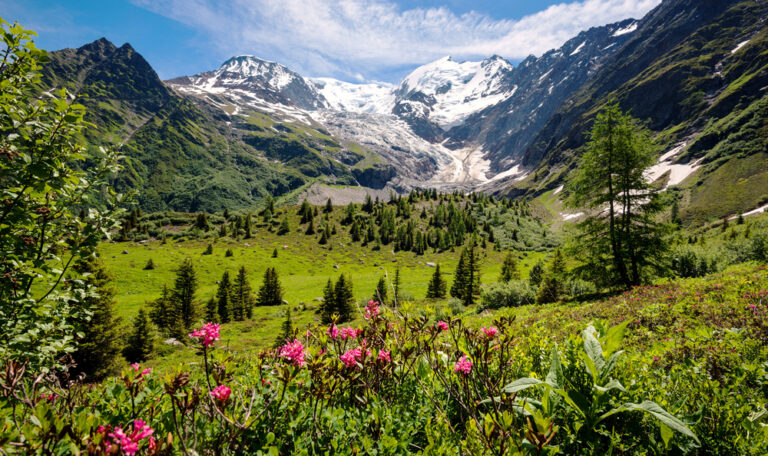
[671,246,718,278]
[480,280,536,309]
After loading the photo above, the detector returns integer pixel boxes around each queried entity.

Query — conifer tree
[216,271,232,323]
[272,248,278,258]
[426,265,447,299]
[373,276,388,304]
[393,268,401,304]
[536,249,567,304]
[500,253,520,282]
[319,278,335,324]
[305,218,315,235]
[195,213,210,231]
[244,213,252,239]
[567,103,667,288]
[71,259,122,381]
[205,296,218,323]
[231,266,254,320]
[149,284,185,340]
[172,259,198,330]
[278,216,291,235]
[334,274,354,323]
[274,307,294,348]
[451,249,468,300]
[256,268,283,307]
[144,258,155,270]
[123,308,155,363]
[363,194,374,213]
[450,244,481,306]
[529,261,544,287]
[325,198,333,213]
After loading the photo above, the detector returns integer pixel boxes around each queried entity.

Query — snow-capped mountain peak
[393,54,516,130]
[217,55,301,90]
[310,78,394,114]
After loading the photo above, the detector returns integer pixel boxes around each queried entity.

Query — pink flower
[365,300,380,320]
[108,419,154,456]
[480,326,498,338]
[437,321,449,332]
[340,327,362,340]
[131,363,140,372]
[326,324,339,339]
[454,355,473,375]
[378,350,391,363]
[340,347,369,367]
[141,368,152,377]
[278,339,307,367]
[189,322,221,348]
[210,384,232,402]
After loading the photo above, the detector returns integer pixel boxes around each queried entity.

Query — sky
[1,0,660,83]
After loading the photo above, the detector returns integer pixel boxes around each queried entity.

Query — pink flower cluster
[210,384,232,402]
[340,347,370,367]
[327,324,339,339]
[365,300,380,320]
[437,321,449,332]
[378,350,391,363]
[328,324,363,340]
[279,339,307,367]
[131,363,152,378]
[189,322,221,348]
[102,419,155,455]
[454,355,473,374]
[480,326,498,338]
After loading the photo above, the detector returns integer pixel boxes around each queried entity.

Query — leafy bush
[480,280,536,309]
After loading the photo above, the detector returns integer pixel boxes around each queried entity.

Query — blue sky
[1,0,659,82]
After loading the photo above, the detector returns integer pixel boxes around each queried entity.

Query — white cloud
[129,0,660,81]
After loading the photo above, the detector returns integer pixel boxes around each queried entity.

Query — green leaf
[598,401,700,446]
[582,325,606,373]
[659,423,673,449]
[601,321,629,357]
[503,377,544,394]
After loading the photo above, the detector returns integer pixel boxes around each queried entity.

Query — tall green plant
[0,18,124,370]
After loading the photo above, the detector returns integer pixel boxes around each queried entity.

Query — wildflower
[340,327,362,340]
[378,350,391,363]
[480,326,498,338]
[131,363,140,372]
[326,324,339,339]
[365,300,380,320]
[653,356,659,361]
[437,321,449,332]
[279,339,307,367]
[340,347,369,367]
[189,322,221,348]
[108,419,154,456]
[454,355,473,374]
[210,384,232,402]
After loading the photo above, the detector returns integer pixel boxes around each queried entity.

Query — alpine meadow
[3,0,768,454]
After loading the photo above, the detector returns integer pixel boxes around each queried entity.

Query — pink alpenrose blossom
[378,350,391,363]
[437,321,449,332]
[189,322,221,348]
[210,384,232,402]
[279,339,307,367]
[365,300,380,320]
[107,419,154,456]
[480,326,499,338]
[454,355,473,374]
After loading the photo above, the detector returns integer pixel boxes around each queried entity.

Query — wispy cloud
[129,0,660,81]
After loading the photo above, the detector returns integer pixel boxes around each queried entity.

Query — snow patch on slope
[731,40,750,54]
[645,142,701,188]
[613,22,638,37]
[311,78,394,113]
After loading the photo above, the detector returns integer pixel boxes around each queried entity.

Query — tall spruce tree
[278,217,291,235]
[319,278,335,324]
[567,103,667,288]
[71,258,122,381]
[450,243,481,306]
[325,198,333,213]
[149,284,186,340]
[205,296,218,323]
[123,308,155,363]
[373,276,388,304]
[426,265,447,299]
[256,268,283,307]
[500,253,520,282]
[216,271,232,323]
[334,274,354,323]
[172,259,198,330]
[231,266,254,320]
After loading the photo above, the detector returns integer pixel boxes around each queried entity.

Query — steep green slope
[38,39,382,212]
[516,0,768,224]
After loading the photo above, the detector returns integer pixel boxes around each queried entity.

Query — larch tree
[567,103,668,288]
